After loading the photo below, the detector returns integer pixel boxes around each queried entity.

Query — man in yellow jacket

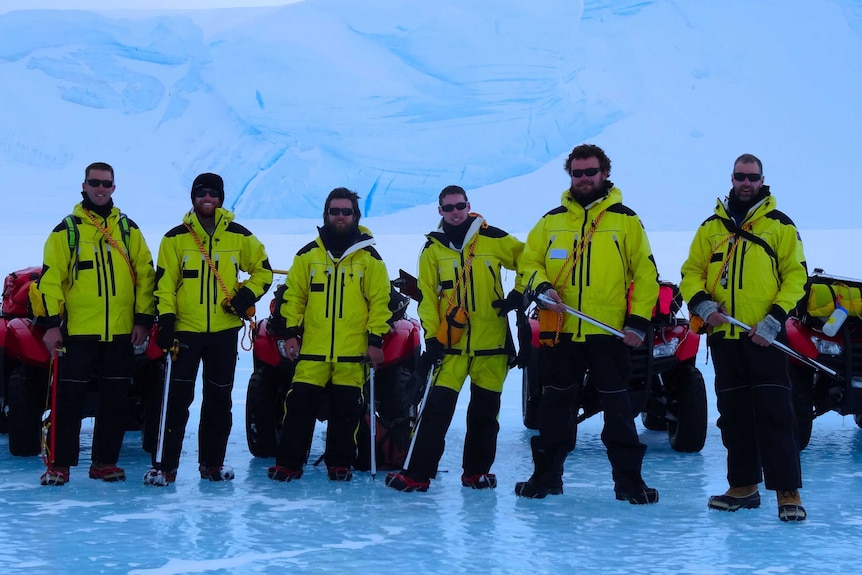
[385,185,524,492]
[514,144,660,504]
[680,153,808,521]
[36,161,156,486]
[267,187,391,483]
[145,173,272,486]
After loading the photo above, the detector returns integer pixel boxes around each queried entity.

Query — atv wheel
[665,362,707,453]
[0,398,8,435]
[640,392,667,431]
[855,413,862,429]
[788,364,815,450]
[245,366,281,458]
[521,350,541,430]
[7,364,46,457]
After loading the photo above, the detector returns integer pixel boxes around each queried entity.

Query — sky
[2,1,862,574]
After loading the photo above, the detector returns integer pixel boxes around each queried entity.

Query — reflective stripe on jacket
[155,208,272,333]
[37,202,155,340]
[680,190,807,338]
[519,187,659,340]
[281,225,390,361]
[417,215,524,355]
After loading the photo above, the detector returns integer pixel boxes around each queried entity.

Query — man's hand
[491,289,524,317]
[622,327,646,348]
[424,338,444,367]
[42,326,63,354]
[131,324,149,347]
[538,288,565,313]
[691,300,729,328]
[283,337,300,362]
[366,344,384,369]
[156,314,176,352]
[750,314,782,347]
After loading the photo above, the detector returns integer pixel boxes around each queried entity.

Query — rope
[183,222,255,351]
[83,209,135,284]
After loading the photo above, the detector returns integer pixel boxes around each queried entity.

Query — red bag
[1,266,42,318]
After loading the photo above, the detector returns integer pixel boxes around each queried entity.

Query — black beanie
[191,173,225,205]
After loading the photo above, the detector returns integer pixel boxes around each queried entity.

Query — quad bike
[245,270,424,471]
[0,265,164,457]
[521,281,707,453]
[785,270,862,450]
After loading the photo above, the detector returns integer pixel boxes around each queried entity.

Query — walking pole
[536,292,625,338]
[369,365,377,480]
[403,364,435,471]
[42,346,61,467]
[155,350,174,467]
[722,314,838,376]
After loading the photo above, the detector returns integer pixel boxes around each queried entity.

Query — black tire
[521,350,541,430]
[854,413,862,429]
[0,398,8,435]
[666,362,707,453]
[640,391,667,431]
[789,364,815,451]
[7,364,47,457]
[245,367,281,458]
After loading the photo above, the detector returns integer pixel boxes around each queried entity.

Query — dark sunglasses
[570,168,600,178]
[440,202,468,212]
[733,172,762,182]
[328,207,355,216]
[86,179,114,188]
[193,188,220,198]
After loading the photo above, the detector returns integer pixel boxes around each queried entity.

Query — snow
[2,1,862,574]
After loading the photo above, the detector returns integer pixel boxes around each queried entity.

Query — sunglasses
[570,168,600,178]
[328,207,355,216]
[733,172,762,182]
[193,188,220,198]
[86,179,114,188]
[440,202,468,212]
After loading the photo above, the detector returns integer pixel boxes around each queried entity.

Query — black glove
[227,286,257,320]
[491,289,525,317]
[424,338,444,368]
[515,312,532,368]
[156,314,176,352]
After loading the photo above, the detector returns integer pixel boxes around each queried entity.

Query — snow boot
[708,485,761,511]
[615,484,659,505]
[200,465,235,481]
[514,436,565,499]
[385,471,430,492]
[89,464,126,482]
[777,490,807,522]
[461,473,497,490]
[268,466,302,482]
[143,468,177,487]
[327,466,353,482]
[40,466,70,486]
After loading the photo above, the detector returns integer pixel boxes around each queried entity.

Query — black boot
[514,436,565,499]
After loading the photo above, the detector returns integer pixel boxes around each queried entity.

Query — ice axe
[41,346,61,467]
[155,343,182,467]
[534,292,626,338]
[721,314,838,376]
[369,366,377,480]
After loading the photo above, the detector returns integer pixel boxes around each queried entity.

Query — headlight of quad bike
[811,336,842,356]
[653,337,680,358]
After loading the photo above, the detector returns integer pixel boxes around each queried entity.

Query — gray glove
[691,300,721,320]
[754,314,782,344]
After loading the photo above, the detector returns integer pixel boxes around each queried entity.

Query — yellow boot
[707,485,760,511]
[777,490,807,522]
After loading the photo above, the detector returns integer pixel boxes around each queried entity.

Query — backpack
[27,212,132,319]
[1,266,42,318]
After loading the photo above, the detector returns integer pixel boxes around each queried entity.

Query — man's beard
[326,220,358,236]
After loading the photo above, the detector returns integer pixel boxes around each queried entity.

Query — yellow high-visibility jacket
[519,186,659,340]
[155,208,272,333]
[280,225,391,361]
[36,202,156,340]
[418,214,524,355]
[680,189,807,338]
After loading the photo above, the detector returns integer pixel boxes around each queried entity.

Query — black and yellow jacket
[36,202,156,340]
[680,189,807,338]
[280,225,390,361]
[418,214,524,355]
[519,186,659,340]
[155,208,272,333]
